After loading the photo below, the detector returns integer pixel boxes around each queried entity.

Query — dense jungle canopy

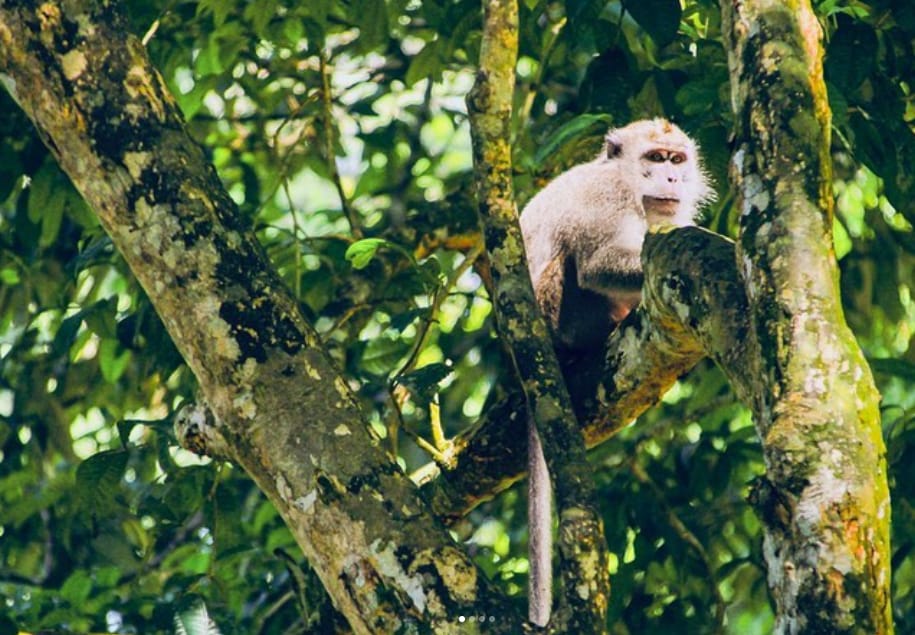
[1,1,914,633]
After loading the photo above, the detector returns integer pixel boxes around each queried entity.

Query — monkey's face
[638,147,703,224]
[604,119,713,224]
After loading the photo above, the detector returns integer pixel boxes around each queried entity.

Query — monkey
[519,118,714,626]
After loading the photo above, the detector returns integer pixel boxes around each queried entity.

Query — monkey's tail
[528,422,553,627]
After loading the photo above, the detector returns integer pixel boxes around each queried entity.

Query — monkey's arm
[534,251,632,351]
[575,247,643,296]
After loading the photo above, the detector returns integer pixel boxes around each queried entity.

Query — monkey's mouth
[642,196,681,215]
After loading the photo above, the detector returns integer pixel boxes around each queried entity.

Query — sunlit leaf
[345,238,389,269]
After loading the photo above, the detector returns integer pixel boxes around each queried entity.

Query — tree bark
[0,3,518,632]
[466,0,609,630]
[722,1,892,632]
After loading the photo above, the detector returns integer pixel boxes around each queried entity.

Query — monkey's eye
[645,151,665,163]
[670,153,686,164]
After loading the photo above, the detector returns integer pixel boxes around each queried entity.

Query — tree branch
[0,3,518,632]
[467,1,609,630]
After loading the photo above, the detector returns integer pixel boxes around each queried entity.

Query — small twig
[384,242,484,461]
[429,395,446,451]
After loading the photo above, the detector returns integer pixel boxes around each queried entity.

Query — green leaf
[622,0,682,47]
[396,363,453,402]
[99,338,132,384]
[64,189,98,228]
[71,234,114,273]
[361,335,409,375]
[869,358,915,382]
[345,238,389,269]
[301,0,332,27]
[27,162,67,247]
[419,257,442,283]
[163,466,212,516]
[197,0,232,28]
[533,114,612,168]
[76,450,128,515]
[0,267,20,285]
[405,41,441,88]
[299,0,331,46]
[196,37,224,76]
[60,569,93,606]
[122,516,153,555]
[52,311,85,359]
[244,0,279,37]
[0,472,70,527]
[825,18,877,93]
[354,0,389,52]
[175,76,218,120]
[84,298,118,339]
[833,216,852,260]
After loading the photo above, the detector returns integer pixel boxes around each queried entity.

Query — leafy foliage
[0,0,913,633]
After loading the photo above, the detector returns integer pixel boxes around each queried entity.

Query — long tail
[528,420,553,626]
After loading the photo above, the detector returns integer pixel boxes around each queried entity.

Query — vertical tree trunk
[722,1,892,632]
[466,0,609,630]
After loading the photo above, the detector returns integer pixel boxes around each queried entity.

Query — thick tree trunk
[722,1,892,632]
[0,3,517,633]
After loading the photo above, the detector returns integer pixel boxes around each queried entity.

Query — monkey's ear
[604,131,623,159]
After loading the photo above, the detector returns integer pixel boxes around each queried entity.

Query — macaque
[519,118,714,626]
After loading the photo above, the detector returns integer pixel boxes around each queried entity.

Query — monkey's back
[519,158,638,288]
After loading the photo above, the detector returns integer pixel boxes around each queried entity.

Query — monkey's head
[604,118,714,224]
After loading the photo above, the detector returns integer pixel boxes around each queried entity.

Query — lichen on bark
[723,1,892,632]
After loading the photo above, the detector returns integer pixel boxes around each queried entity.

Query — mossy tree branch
[466,0,609,631]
